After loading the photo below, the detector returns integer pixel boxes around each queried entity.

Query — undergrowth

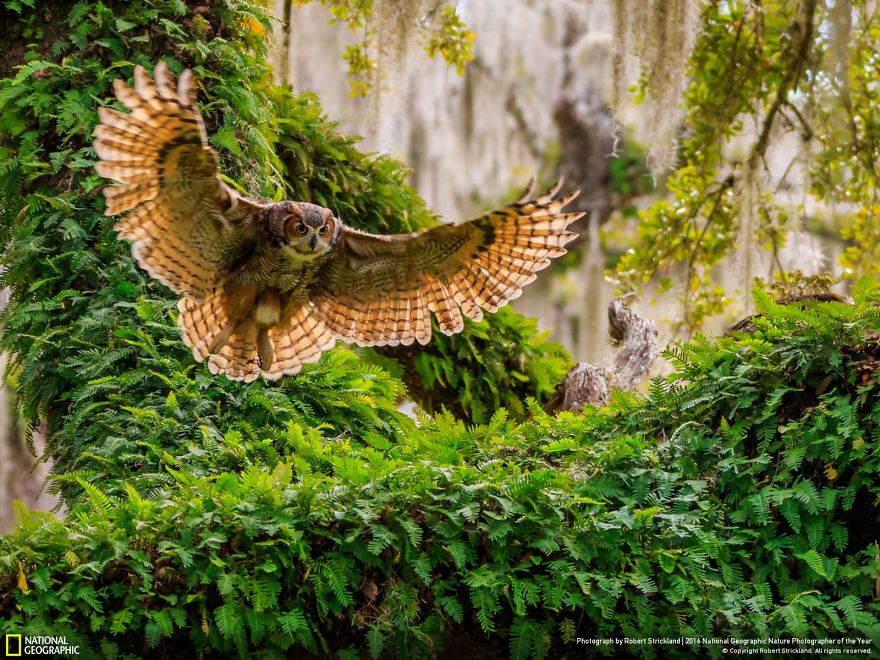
[2,286,880,657]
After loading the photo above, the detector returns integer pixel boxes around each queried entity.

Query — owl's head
[272,201,339,257]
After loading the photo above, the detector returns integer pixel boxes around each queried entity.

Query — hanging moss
[611,0,845,334]
[280,0,474,99]
[611,0,704,175]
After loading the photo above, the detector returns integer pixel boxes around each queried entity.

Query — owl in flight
[94,62,583,382]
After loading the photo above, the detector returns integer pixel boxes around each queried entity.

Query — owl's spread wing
[94,61,261,298]
[310,182,584,347]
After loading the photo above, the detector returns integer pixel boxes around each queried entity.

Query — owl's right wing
[94,61,263,298]
[309,182,583,347]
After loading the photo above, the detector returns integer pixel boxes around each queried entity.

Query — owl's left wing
[309,183,583,347]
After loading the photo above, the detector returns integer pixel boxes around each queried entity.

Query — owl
[94,62,583,382]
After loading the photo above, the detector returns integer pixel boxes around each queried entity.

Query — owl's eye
[318,225,329,236]
[294,222,308,235]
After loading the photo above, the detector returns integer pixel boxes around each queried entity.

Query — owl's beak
[308,233,317,250]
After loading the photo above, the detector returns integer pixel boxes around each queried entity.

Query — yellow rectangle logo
[5,633,22,656]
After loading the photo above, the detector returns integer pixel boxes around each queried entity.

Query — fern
[214,603,243,640]
[366,625,384,659]
[437,594,463,623]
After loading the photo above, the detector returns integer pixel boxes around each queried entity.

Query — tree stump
[547,296,658,411]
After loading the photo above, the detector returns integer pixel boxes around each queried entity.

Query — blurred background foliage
[612,0,880,334]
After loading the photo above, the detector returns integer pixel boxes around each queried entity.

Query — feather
[309,182,583,348]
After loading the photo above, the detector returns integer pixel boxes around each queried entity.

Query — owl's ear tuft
[325,212,341,241]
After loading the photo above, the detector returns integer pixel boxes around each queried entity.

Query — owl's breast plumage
[228,238,331,295]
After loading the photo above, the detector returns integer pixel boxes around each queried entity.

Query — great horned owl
[94,62,583,382]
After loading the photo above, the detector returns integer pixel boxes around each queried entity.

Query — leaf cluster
[293,0,475,97]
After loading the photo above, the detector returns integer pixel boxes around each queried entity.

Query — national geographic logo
[4,635,79,656]
[5,634,21,656]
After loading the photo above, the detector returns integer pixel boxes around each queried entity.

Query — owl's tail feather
[260,302,337,381]
[177,283,262,382]
[177,286,336,382]
[208,319,262,383]
[177,284,258,360]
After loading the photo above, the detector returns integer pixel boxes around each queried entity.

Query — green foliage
[613,0,880,332]
[811,3,880,278]
[4,287,880,656]
[422,6,476,75]
[3,0,880,657]
[613,0,800,332]
[401,308,569,423]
